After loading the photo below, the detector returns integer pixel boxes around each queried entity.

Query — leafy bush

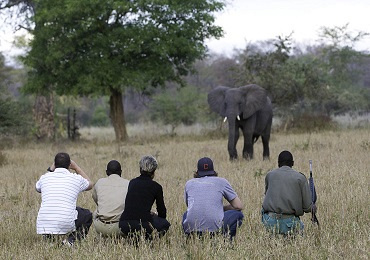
[0,97,31,135]
[91,105,110,126]
[149,86,207,132]
[281,113,337,132]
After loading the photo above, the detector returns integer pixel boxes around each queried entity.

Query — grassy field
[0,127,368,259]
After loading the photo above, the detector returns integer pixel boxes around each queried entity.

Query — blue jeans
[182,210,244,239]
[261,211,304,235]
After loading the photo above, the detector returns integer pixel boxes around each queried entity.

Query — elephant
[208,84,273,160]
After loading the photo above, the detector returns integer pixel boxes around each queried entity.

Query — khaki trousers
[93,215,122,237]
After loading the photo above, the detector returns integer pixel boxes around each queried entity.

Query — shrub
[0,97,31,135]
[91,106,110,126]
[281,113,337,132]
[149,86,207,132]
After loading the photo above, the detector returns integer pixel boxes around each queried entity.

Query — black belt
[267,212,295,219]
[99,219,117,224]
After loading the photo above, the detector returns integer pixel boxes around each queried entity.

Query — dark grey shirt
[262,166,312,216]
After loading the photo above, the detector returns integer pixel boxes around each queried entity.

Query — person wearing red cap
[182,157,244,240]
[261,150,315,235]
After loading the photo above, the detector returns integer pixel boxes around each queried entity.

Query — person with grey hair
[119,155,170,240]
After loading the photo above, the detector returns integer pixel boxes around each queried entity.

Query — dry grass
[0,128,369,259]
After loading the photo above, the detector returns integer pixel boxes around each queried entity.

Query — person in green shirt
[261,150,316,235]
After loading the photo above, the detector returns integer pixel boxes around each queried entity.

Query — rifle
[309,160,319,226]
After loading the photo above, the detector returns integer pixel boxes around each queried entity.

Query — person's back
[92,160,129,236]
[119,155,170,240]
[262,166,311,216]
[120,175,165,222]
[183,176,235,233]
[36,152,93,245]
[37,169,88,234]
[261,150,313,235]
[182,157,244,240]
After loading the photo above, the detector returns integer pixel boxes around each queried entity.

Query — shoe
[61,239,73,247]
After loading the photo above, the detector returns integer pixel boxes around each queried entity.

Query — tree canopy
[23,0,224,93]
[20,0,225,141]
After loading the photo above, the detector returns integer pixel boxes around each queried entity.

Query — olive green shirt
[92,174,129,222]
[262,166,312,216]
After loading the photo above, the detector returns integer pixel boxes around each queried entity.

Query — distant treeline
[1,26,369,137]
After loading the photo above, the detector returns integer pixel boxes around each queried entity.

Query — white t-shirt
[36,168,89,234]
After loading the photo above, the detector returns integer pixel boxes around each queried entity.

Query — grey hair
[139,155,158,173]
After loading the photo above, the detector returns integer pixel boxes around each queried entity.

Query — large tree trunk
[109,88,128,142]
[33,94,55,140]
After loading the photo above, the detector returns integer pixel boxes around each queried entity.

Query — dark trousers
[119,216,171,240]
[68,207,92,243]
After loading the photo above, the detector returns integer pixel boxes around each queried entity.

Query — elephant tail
[253,134,260,143]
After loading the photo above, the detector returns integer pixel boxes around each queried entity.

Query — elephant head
[208,84,268,121]
[208,84,272,160]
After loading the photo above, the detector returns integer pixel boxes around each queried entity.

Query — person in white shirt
[36,152,94,245]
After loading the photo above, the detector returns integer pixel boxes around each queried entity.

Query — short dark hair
[193,171,218,178]
[106,160,122,176]
[54,152,71,169]
[278,150,294,167]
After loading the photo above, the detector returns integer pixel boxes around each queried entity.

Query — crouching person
[119,155,170,241]
[92,160,129,237]
[182,157,244,241]
[261,150,315,236]
[36,153,93,245]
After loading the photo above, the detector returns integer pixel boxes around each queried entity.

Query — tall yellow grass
[0,128,368,259]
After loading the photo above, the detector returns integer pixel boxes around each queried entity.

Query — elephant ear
[239,84,268,119]
[207,86,229,116]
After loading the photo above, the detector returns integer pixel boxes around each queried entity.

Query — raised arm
[70,160,94,191]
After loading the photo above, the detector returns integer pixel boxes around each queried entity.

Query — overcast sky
[1,0,369,62]
[206,0,370,55]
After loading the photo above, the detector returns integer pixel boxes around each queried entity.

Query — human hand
[47,163,55,172]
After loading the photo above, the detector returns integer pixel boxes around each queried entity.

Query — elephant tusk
[223,117,227,123]
[237,116,240,121]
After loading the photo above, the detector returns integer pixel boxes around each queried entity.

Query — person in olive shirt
[119,155,170,240]
[262,150,316,235]
[92,160,129,237]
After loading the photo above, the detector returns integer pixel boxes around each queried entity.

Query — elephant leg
[228,126,239,160]
[242,132,253,160]
[262,134,270,160]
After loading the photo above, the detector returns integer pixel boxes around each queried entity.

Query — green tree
[241,35,328,110]
[1,0,57,140]
[150,86,207,133]
[0,53,31,135]
[317,24,370,113]
[91,105,110,127]
[21,0,225,141]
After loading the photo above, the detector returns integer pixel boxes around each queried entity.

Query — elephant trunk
[227,117,238,160]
